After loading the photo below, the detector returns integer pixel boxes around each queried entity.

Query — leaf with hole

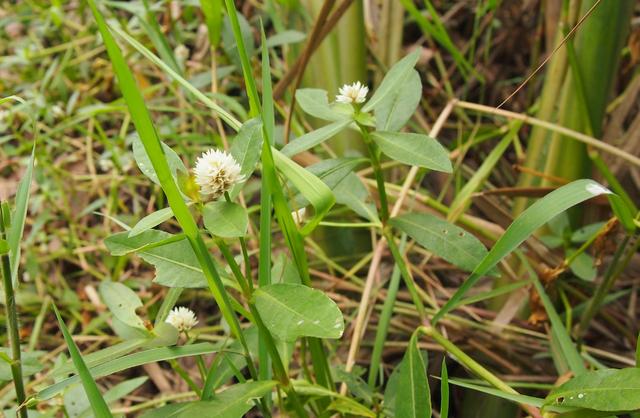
[371,131,452,173]
[254,283,344,341]
[544,368,640,412]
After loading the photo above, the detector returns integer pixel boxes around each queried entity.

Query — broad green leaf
[53,305,112,418]
[129,207,174,238]
[139,381,277,418]
[334,173,380,223]
[203,201,248,238]
[544,368,640,411]
[38,343,219,401]
[105,230,231,289]
[375,70,422,132]
[390,213,491,273]
[281,119,352,157]
[294,158,368,208]
[266,30,306,47]
[99,281,147,331]
[363,49,420,112]
[371,131,452,173]
[568,251,596,281]
[571,221,606,243]
[132,136,186,186]
[8,146,34,286]
[396,332,431,418]
[295,88,347,122]
[229,119,263,198]
[272,148,335,236]
[254,283,344,341]
[433,179,616,324]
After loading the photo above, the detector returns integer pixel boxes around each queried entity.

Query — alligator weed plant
[3,1,640,417]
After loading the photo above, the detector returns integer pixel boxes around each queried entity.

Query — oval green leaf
[254,283,344,342]
[371,131,452,173]
[203,201,248,238]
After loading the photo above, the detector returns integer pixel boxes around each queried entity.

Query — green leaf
[266,30,306,47]
[568,251,596,281]
[139,381,277,418]
[272,148,335,236]
[375,70,422,132]
[433,179,617,324]
[221,12,254,69]
[544,368,640,411]
[571,221,606,244]
[8,146,34,286]
[390,213,491,273]
[0,239,8,256]
[281,119,352,157]
[38,343,220,401]
[334,173,380,223]
[294,158,369,208]
[129,207,174,238]
[229,119,263,198]
[440,359,449,418]
[295,88,347,122]
[203,201,248,238]
[254,283,344,341]
[53,339,148,377]
[53,305,113,418]
[132,136,186,186]
[99,281,147,331]
[363,49,420,112]
[105,230,231,289]
[371,131,452,173]
[396,332,431,418]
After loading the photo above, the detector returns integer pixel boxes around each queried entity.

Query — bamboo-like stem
[0,203,28,418]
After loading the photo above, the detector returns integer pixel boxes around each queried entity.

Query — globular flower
[291,207,306,226]
[194,149,244,199]
[166,306,198,332]
[336,81,369,104]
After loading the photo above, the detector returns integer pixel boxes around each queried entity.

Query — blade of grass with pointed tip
[86,0,252,371]
[440,359,449,418]
[38,342,219,401]
[433,179,618,324]
[8,145,34,287]
[53,305,112,418]
[109,25,241,131]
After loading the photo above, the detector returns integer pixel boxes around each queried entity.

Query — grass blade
[52,305,112,418]
[433,179,618,323]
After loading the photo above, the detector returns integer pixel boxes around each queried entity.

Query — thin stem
[0,203,28,418]
[360,125,390,223]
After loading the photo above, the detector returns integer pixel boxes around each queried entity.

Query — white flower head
[336,81,369,105]
[194,149,244,199]
[292,207,306,226]
[166,306,198,332]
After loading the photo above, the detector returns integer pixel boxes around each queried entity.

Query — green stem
[0,203,28,418]
[360,126,390,223]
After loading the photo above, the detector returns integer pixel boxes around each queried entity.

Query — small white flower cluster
[336,81,369,105]
[166,306,198,332]
[194,149,243,199]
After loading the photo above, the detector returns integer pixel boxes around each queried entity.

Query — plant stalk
[0,203,28,418]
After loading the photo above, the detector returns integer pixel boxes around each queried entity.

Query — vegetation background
[1,0,639,417]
